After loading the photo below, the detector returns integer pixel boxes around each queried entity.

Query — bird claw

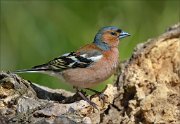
[86,88,108,104]
[85,98,98,110]
[75,88,98,110]
[98,93,108,103]
[91,92,108,105]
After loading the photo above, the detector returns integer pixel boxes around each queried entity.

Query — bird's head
[93,26,130,50]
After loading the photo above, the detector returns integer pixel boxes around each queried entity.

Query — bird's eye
[110,32,116,36]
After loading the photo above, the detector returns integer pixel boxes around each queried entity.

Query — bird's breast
[61,48,119,88]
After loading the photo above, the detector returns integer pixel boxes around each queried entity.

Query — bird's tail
[13,69,42,73]
[13,64,50,74]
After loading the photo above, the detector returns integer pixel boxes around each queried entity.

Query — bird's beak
[119,31,130,39]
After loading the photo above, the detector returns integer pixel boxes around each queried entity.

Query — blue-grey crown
[98,26,121,33]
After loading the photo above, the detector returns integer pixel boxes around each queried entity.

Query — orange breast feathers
[61,46,119,88]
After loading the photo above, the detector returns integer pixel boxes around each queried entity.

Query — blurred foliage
[0,0,179,92]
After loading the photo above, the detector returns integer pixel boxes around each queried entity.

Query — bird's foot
[86,88,108,105]
[77,91,98,109]
[74,87,98,110]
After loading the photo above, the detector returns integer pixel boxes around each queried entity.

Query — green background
[1,0,179,92]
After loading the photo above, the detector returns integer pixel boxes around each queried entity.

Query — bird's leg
[86,88,108,104]
[74,87,98,109]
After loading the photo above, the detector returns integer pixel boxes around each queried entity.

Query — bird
[14,26,130,107]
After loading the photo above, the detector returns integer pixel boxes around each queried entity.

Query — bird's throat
[94,41,110,51]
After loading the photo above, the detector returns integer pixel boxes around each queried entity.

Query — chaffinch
[15,26,130,89]
[15,26,130,108]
